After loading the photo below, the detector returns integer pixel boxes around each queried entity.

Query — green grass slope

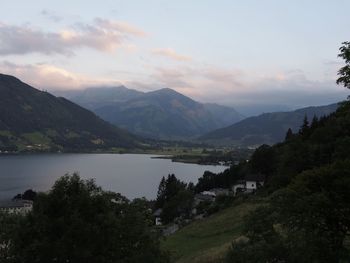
[162,199,261,263]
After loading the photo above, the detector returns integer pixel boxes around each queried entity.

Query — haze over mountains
[0,73,341,150]
[200,103,339,147]
[56,87,244,140]
[0,74,139,152]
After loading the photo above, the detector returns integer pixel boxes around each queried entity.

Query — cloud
[0,18,146,56]
[150,65,348,108]
[0,61,122,90]
[40,9,63,23]
[151,48,192,61]
[1,59,347,111]
[94,18,146,37]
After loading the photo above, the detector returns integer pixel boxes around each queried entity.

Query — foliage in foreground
[214,42,350,262]
[226,161,350,263]
[0,174,169,263]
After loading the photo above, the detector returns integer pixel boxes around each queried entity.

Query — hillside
[162,200,260,263]
[0,74,139,152]
[57,87,243,140]
[163,100,350,262]
[200,103,339,147]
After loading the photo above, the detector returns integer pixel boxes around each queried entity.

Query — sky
[0,0,349,110]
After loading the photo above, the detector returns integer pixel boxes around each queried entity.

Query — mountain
[203,103,245,127]
[58,87,244,140]
[0,74,139,152]
[53,86,143,110]
[200,103,339,147]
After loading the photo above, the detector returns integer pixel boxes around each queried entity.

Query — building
[0,200,33,215]
[153,208,163,226]
[194,191,216,206]
[232,174,265,195]
[232,180,246,196]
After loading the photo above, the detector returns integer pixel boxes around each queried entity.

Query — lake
[0,154,227,200]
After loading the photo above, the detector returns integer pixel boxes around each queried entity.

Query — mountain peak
[150,88,182,96]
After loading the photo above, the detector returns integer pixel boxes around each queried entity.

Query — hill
[162,199,260,263]
[0,74,139,152]
[57,87,244,140]
[163,100,350,262]
[200,103,339,147]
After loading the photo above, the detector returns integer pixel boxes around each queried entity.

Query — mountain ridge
[57,86,244,140]
[200,103,339,147]
[0,73,140,152]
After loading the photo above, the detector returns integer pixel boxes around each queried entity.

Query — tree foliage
[1,174,169,263]
[337,41,350,89]
[226,161,350,262]
[155,174,194,224]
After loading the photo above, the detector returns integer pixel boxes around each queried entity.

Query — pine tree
[285,128,293,141]
[310,115,319,130]
[299,115,309,135]
[155,176,166,208]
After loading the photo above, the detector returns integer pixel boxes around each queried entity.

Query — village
[153,174,265,235]
[0,173,265,238]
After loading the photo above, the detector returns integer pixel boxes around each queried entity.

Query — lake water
[0,154,227,200]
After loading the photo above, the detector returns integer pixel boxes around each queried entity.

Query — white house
[232,174,265,195]
[153,208,163,226]
[0,200,33,215]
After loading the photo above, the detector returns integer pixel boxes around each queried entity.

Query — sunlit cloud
[0,61,122,90]
[0,18,146,56]
[151,48,192,61]
[0,58,347,108]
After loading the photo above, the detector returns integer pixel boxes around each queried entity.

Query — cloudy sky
[0,0,349,109]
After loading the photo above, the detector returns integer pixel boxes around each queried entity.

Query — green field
[162,199,260,263]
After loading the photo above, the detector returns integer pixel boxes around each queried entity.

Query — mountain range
[200,103,339,147]
[56,87,244,140]
[0,74,139,152]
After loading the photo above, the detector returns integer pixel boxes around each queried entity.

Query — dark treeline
[224,41,350,262]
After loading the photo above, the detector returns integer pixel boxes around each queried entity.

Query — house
[232,174,265,195]
[194,191,216,206]
[0,200,33,215]
[153,208,162,226]
[232,180,246,196]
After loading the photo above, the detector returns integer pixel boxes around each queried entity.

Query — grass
[162,199,261,263]
[22,132,52,145]
[0,130,12,137]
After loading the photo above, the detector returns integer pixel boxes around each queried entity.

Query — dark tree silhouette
[337,41,350,90]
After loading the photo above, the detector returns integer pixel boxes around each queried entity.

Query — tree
[13,189,37,201]
[336,41,350,89]
[155,174,194,224]
[226,161,350,262]
[250,144,275,177]
[285,128,293,141]
[5,173,169,263]
[271,161,350,262]
[0,212,21,261]
[299,115,309,135]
